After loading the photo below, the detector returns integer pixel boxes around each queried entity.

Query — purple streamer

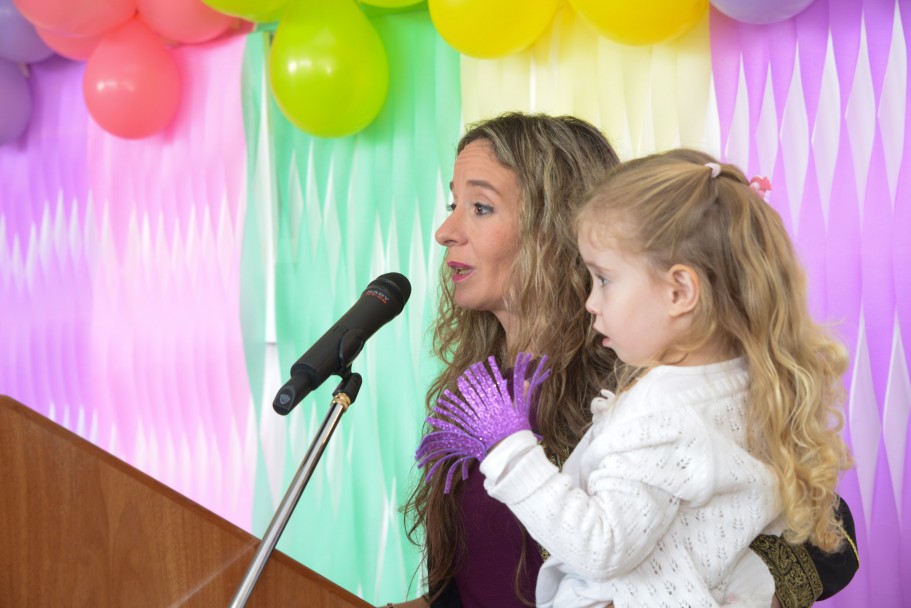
[766,19,799,118]
[709,9,742,149]
[861,133,896,408]
[794,154,828,320]
[829,0,864,102]
[862,0,896,103]
[795,0,830,127]
[710,3,910,603]
[824,128,863,375]
[865,450,904,604]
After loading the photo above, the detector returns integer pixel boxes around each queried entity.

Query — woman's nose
[435,209,464,247]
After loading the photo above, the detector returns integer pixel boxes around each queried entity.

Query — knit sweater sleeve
[479,402,716,583]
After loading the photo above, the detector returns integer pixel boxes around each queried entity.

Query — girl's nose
[584,290,599,315]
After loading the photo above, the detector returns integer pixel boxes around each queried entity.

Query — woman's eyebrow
[449,179,502,195]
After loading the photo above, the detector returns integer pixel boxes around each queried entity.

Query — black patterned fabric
[750,497,859,608]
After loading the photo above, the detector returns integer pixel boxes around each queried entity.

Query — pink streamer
[0,37,253,530]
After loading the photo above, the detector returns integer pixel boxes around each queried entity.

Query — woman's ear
[666,264,700,317]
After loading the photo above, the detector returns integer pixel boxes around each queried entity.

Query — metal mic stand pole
[228,371,363,608]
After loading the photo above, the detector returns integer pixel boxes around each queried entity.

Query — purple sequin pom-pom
[415,352,550,493]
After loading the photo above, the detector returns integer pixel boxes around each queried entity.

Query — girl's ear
[666,264,700,317]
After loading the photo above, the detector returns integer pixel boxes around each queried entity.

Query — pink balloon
[36,26,102,60]
[82,17,181,139]
[13,0,135,37]
[137,0,238,45]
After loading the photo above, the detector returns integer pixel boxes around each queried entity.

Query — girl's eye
[596,275,610,287]
[474,203,493,215]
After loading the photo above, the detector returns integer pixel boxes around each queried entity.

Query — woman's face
[435,139,522,331]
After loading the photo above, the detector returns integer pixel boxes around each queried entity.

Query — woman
[389,113,858,608]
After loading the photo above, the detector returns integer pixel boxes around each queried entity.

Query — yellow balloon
[429,0,561,59]
[269,0,389,137]
[570,0,707,46]
[201,0,288,22]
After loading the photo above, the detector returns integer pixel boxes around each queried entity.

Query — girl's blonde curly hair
[576,148,853,552]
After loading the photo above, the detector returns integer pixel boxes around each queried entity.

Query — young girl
[415,148,854,607]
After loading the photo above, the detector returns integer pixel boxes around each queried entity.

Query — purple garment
[451,460,543,608]
[427,365,544,607]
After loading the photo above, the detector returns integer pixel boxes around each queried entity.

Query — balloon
[359,0,422,7]
[269,0,389,138]
[200,0,286,23]
[82,17,180,139]
[0,60,31,144]
[710,0,815,24]
[0,0,53,63]
[137,0,238,45]
[12,0,135,37]
[35,26,102,60]
[570,0,708,46]
[428,0,560,59]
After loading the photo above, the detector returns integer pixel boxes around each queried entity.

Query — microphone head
[367,272,412,311]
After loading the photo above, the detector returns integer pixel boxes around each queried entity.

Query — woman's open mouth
[448,261,474,282]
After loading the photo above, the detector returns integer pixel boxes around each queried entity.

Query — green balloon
[269,0,390,138]
[201,0,287,22]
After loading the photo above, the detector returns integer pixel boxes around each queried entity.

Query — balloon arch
[2,0,820,143]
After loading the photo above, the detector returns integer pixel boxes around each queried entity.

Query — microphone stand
[228,370,363,607]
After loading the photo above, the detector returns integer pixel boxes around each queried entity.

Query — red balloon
[82,17,181,139]
[36,26,103,60]
[137,0,238,45]
[13,0,135,37]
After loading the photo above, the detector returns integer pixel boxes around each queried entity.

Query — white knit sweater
[480,359,781,607]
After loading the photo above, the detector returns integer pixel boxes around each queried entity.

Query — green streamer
[240,10,460,603]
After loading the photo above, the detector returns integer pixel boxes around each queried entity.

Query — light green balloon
[201,0,288,22]
[269,0,390,138]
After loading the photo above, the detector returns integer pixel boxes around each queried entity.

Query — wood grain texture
[0,396,370,608]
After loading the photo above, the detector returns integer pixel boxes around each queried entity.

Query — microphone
[272,272,412,415]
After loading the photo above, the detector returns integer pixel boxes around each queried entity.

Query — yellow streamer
[461,6,714,161]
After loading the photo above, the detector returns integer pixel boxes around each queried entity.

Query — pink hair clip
[749,176,772,202]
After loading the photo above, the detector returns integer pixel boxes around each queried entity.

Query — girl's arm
[479,426,689,582]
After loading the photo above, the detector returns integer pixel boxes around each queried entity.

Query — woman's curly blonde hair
[404,112,620,601]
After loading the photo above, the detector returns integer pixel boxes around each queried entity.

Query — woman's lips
[448,261,474,282]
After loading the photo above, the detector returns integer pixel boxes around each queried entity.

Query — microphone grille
[371,272,412,307]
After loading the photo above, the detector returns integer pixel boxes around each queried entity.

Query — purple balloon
[710,0,817,24]
[0,60,31,144]
[0,0,54,64]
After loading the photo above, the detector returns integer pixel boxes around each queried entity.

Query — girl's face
[578,230,683,367]
[435,140,522,332]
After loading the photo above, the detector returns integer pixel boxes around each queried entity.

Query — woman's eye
[446,202,456,212]
[474,203,493,215]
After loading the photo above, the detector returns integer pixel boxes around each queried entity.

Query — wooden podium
[0,396,371,608]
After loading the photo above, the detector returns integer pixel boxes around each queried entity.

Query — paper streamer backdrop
[0,1,908,606]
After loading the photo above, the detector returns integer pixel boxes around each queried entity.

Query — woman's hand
[380,599,429,608]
